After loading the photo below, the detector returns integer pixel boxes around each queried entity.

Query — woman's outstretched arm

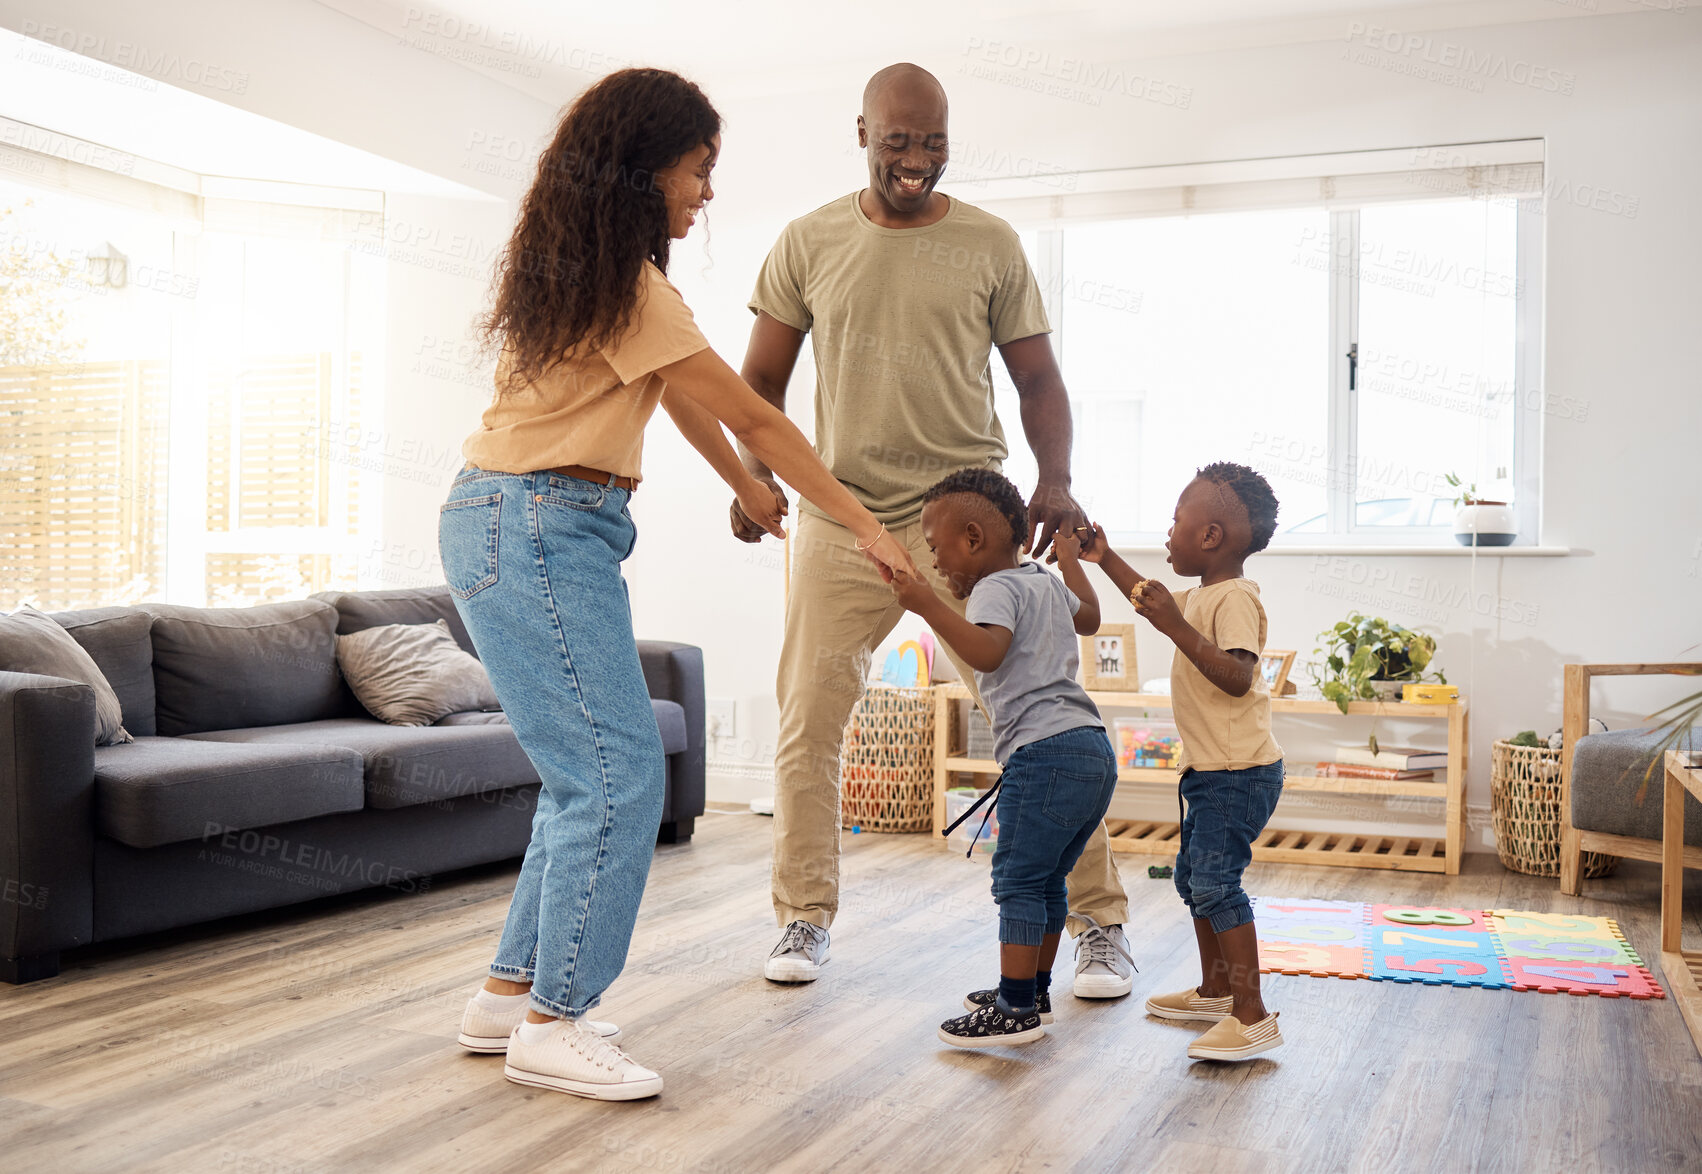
[657,347,917,578]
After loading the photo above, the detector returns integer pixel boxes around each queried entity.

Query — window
[985,144,1543,547]
[0,155,383,612]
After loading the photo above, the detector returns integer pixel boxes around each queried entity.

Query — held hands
[1052,522,1107,565]
[730,477,789,542]
[1052,530,1083,565]
[887,567,937,613]
[1131,577,1183,635]
[860,526,918,582]
[1026,481,1086,558]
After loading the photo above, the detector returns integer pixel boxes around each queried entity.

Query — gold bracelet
[855,522,888,552]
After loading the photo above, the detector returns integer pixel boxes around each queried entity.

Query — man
[732,64,1135,998]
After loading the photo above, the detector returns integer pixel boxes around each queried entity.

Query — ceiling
[322,0,1638,105]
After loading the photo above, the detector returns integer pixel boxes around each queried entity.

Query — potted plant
[1309,611,1447,713]
[1446,472,1517,547]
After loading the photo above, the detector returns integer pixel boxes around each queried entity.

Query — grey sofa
[0,586,704,983]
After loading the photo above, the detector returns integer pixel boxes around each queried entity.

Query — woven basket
[1490,740,1618,878]
[840,684,936,833]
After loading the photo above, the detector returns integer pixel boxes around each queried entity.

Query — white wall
[10,3,1698,846]
[634,11,1702,842]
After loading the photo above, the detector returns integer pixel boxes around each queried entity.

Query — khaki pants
[771,510,1129,937]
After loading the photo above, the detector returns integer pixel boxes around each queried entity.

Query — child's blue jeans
[1174,761,1285,933]
[439,465,664,1020]
[990,726,1119,946]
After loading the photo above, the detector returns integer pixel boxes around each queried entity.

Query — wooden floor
[4,811,1701,1174]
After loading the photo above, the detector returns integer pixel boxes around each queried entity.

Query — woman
[440,68,915,1101]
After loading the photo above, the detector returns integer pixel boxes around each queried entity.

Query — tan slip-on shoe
[1143,987,1234,1023]
[1187,1011,1283,1061]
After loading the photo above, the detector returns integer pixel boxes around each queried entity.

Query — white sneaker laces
[772,920,825,958]
[1074,918,1136,972]
[571,1019,630,1072]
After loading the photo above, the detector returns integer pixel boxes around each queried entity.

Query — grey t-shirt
[964,562,1103,764]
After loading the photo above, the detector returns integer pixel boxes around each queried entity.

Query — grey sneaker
[764,920,830,983]
[1072,916,1136,998]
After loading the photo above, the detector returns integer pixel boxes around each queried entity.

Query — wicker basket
[1490,740,1618,878]
[840,684,936,833]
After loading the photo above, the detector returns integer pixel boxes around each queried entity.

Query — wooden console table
[1661,749,1702,1059]
[931,682,1468,874]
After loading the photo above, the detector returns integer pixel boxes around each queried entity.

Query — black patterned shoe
[938,1001,1045,1048]
[963,987,1054,1023]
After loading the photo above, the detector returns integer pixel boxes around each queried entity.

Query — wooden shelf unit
[1661,750,1702,1060]
[930,682,1469,875]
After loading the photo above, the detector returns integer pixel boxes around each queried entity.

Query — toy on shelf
[1113,714,1183,770]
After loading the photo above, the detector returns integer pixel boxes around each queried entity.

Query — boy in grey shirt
[891,468,1119,1047]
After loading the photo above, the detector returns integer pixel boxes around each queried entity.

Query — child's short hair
[1197,462,1280,555]
[923,467,1029,548]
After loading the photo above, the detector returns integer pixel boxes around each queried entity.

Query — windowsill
[1112,544,1572,558]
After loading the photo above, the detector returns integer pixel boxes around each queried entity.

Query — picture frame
[1259,649,1297,696]
[1083,623,1140,692]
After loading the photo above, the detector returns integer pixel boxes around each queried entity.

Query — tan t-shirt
[462,263,710,479]
[749,193,1051,526]
[1170,578,1283,772]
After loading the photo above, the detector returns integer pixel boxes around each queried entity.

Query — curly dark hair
[923,467,1029,549]
[481,68,721,393]
[1196,461,1280,555]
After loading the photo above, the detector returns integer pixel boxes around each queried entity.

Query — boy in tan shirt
[1079,462,1286,1061]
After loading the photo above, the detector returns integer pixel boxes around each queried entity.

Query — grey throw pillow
[0,605,134,745]
[336,620,500,726]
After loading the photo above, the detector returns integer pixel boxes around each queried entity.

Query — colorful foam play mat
[1251,898,1665,999]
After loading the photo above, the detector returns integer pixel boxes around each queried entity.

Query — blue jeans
[1174,761,1285,934]
[989,726,1119,946]
[438,465,663,1019]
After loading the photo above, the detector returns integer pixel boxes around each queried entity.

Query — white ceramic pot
[1454,502,1517,547]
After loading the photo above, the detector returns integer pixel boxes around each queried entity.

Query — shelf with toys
[930,682,1468,874]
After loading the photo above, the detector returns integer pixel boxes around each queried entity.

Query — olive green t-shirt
[748,192,1051,526]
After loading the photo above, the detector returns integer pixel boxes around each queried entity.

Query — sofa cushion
[434,698,688,755]
[337,620,500,726]
[312,586,476,656]
[1572,726,1702,846]
[49,606,157,737]
[0,605,133,745]
[182,718,541,810]
[95,736,365,849]
[146,600,344,735]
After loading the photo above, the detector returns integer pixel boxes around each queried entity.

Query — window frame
[0,119,385,604]
[977,142,1546,551]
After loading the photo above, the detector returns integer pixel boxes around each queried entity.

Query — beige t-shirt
[1170,578,1283,772]
[462,263,710,479]
[749,193,1051,526]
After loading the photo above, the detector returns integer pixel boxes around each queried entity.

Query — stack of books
[1314,744,1447,782]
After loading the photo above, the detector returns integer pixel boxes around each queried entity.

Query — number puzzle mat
[1251,898,1665,999]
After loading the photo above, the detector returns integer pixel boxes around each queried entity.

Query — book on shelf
[1313,763,1437,781]
[1334,745,1448,770]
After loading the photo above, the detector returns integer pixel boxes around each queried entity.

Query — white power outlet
[707,698,736,738]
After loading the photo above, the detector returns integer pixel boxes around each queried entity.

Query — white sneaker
[1072,917,1136,998]
[458,993,621,1053]
[503,1017,662,1100]
[764,920,830,983]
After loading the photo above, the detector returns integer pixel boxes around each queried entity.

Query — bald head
[862,63,947,119]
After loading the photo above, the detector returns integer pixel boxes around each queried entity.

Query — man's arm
[998,333,1084,557]
[729,311,807,542]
